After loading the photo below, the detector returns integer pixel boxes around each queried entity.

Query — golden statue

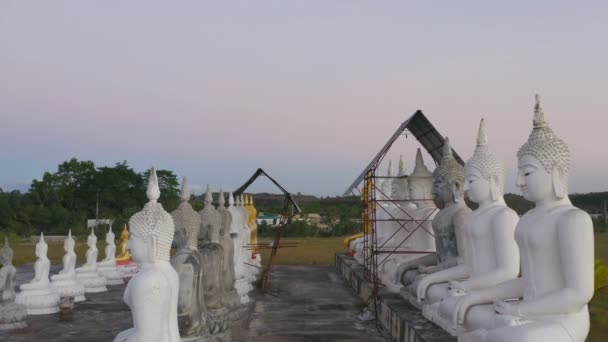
[343,171,375,248]
[246,194,259,256]
[116,224,132,262]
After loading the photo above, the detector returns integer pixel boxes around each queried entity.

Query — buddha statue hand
[417,276,432,302]
[453,294,477,326]
[448,279,469,293]
[418,264,436,274]
[494,300,522,317]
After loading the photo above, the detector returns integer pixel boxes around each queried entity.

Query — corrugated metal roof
[342,110,464,196]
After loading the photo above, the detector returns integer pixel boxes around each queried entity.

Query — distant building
[257,213,282,227]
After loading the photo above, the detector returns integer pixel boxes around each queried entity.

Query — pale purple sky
[1,1,607,196]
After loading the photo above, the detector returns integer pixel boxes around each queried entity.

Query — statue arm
[394,253,437,284]
[513,210,594,318]
[457,210,520,291]
[417,264,470,301]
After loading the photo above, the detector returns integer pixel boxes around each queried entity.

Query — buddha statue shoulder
[415,119,519,333]
[170,176,207,337]
[399,138,471,306]
[0,237,27,330]
[116,225,132,262]
[453,96,594,342]
[114,168,179,342]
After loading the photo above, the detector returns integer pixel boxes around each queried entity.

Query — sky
[1,1,607,196]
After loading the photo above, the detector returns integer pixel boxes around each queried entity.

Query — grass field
[9,234,608,340]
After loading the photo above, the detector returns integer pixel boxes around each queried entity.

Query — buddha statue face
[106,231,115,244]
[464,167,492,204]
[409,178,433,201]
[64,237,75,253]
[87,232,97,248]
[129,233,153,264]
[35,241,48,258]
[433,175,461,205]
[516,154,560,202]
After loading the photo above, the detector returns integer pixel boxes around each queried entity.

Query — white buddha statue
[416,119,519,333]
[97,228,124,286]
[398,138,472,307]
[76,228,108,293]
[114,167,180,342]
[199,185,230,335]
[15,233,60,315]
[380,149,438,292]
[216,190,241,314]
[170,176,208,338]
[0,237,27,330]
[50,230,86,302]
[237,194,254,283]
[227,192,251,304]
[452,96,594,342]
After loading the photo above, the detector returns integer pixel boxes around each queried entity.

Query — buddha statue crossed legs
[114,168,180,342]
[453,96,594,342]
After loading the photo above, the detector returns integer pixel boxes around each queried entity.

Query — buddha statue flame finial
[398,155,407,176]
[218,189,225,206]
[465,118,505,196]
[388,159,394,177]
[36,232,48,251]
[410,148,433,179]
[204,185,213,204]
[433,137,465,186]
[129,167,175,262]
[180,177,190,202]
[146,168,161,202]
[517,94,570,179]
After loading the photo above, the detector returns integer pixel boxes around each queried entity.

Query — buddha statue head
[87,228,97,248]
[228,192,235,208]
[408,148,434,203]
[64,230,76,253]
[35,232,48,258]
[239,194,245,207]
[516,95,570,202]
[433,137,465,205]
[129,168,175,264]
[378,160,393,200]
[391,155,410,200]
[105,228,115,245]
[464,118,505,203]
[171,177,201,250]
[0,237,14,267]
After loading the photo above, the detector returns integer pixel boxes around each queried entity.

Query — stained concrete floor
[1,265,385,342]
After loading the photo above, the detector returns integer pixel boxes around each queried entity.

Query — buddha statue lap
[379,150,437,293]
[114,168,180,342]
[397,138,471,308]
[216,190,243,318]
[199,185,230,336]
[15,233,60,315]
[451,96,594,342]
[414,119,519,334]
[50,230,86,302]
[227,192,251,304]
[97,228,124,286]
[116,225,139,278]
[76,229,108,293]
[0,237,27,330]
[170,177,210,339]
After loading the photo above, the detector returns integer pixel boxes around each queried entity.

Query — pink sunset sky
[1,1,607,196]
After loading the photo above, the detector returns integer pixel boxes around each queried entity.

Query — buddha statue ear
[552,165,568,199]
[146,235,157,263]
[452,181,462,203]
[489,175,500,201]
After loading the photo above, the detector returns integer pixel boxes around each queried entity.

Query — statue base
[116,260,139,278]
[15,287,60,315]
[234,277,250,304]
[51,278,86,302]
[76,272,108,293]
[0,302,27,330]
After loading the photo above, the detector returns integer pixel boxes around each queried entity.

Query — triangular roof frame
[343,110,464,196]
[234,168,302,214]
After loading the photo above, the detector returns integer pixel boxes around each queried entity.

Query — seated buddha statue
[246,195,261,267]
[216,190,241,313]
[76,228,108,293]
[199,185,230,335]
[452,96,594,342]
[170,177,208,338]
[237,194,255,283]
[116,224,132,262]
[0,237,27,330]
[114,168,180,342]
[15,233,60,315]
[227,192,251,304]
[97,228,124,286]
[379,149,438,292]
[50,230,86,302]
[398,138,471,308]
[416,119,519,333]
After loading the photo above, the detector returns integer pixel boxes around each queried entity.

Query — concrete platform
[335,253,456,342]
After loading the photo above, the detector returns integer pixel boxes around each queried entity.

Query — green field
[10,234,608,340]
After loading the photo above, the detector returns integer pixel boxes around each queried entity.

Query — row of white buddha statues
[349,96,594,342]
[116,170,262,342]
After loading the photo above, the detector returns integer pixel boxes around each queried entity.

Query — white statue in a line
[114,168,180,342]
[50,230,86,302]
[76,228,108,293]
[97,228,124,286]
[453,96,594,342]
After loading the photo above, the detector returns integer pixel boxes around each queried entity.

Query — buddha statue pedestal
[0,238,27,330]
[50,230,86,302]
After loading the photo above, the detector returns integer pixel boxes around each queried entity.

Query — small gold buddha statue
[246,195,260,256]
[116,224,132,262]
